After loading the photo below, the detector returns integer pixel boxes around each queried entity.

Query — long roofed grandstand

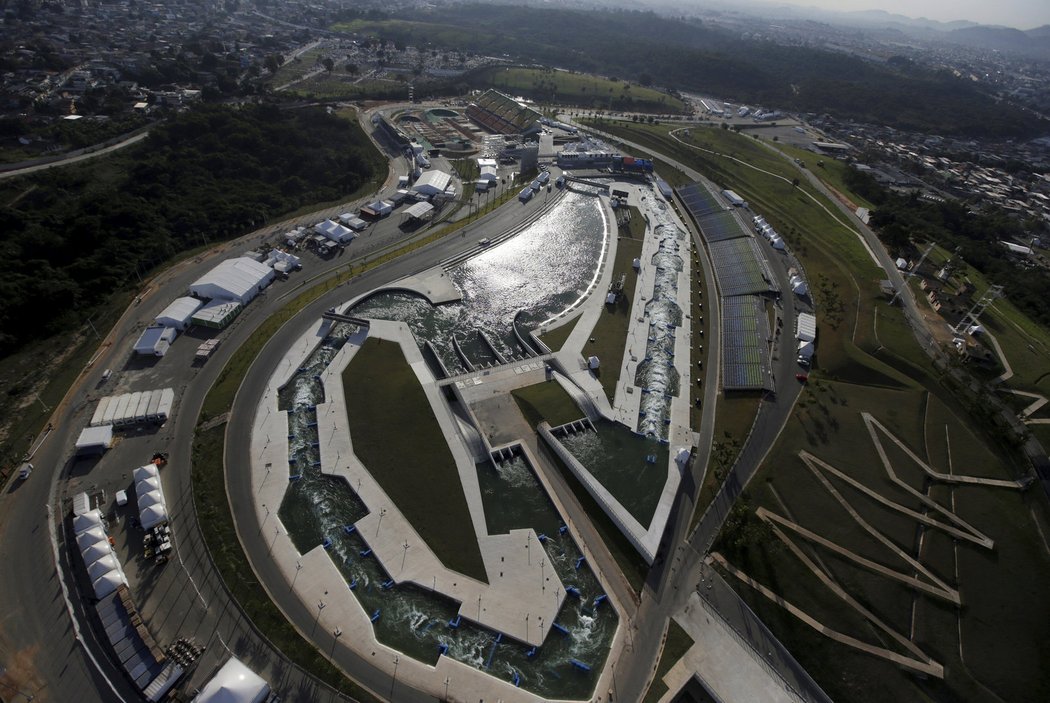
[678,181,778,393]
[676,182,724,219]
[695,210,748,243]
[721,295,774,391]
[466,89,542,135]
[708,238,778,297]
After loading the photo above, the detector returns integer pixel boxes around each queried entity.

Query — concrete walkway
[657,594,799,703]
[246,313,630,701]
[543,180,693,564]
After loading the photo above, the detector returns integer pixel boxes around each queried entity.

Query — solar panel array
[721,295,773,391]
[676,183,724,219]
[709,238,778,297]
[696,209,748,243]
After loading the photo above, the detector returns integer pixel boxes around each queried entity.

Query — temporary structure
[192,657,270,703]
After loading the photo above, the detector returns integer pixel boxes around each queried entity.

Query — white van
[18,463,33,480]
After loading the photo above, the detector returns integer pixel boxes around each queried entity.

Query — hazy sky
[771,0,1050,29]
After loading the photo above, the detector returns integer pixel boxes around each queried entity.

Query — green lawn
[643,619,695,703]
[773,141,877,211]
[589,237,644,402]
[617,205,647,239]
[539,315,580,352]
[480,66,687,114]
[714,380,1050,703]
[343,338,488,582]
[538,440,649,593]
[512,381,585,428]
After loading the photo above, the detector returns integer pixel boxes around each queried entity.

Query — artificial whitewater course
[243,180,695,701]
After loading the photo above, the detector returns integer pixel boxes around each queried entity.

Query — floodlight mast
[953,284,1004,336]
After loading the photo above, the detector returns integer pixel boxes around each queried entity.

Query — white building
[412,170,452,198]
[75,425,113,455]
[155,297,203,330]
[189,258,275,304]
[797,312,817,342]
[191,300,242,329]
[133,325,177,357]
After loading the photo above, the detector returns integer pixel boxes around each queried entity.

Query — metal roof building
[191,300,241,329]
[155,297,202,330]
[412,170,452,197]
[188,257,275,304]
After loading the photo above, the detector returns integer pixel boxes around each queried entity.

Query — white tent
[134,464,159,482]
[140,504,169,531]
[403,201,434,221]
[588,356,600,370]
[412,170,452,197]
[80,541,111,565]
[315,219,355,244]
[790,277,809,296]
[798,340,815,359]
[73,510,105,535]
[135,464,169,530]
[77,526,108,551]
[192,657,270,703]
[675,447,691,466]
[88,554,120,581]
[138,490,164,509]
[138,475,160,491]
[156,297,203,330]
[92,570,125,599]
[189,258,275,304]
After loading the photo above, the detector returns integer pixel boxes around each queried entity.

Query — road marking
[170,522,210,611]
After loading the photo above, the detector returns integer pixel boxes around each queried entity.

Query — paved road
[0,107,548,703]
[0,130,151,181]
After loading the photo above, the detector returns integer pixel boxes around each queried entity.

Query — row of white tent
[134,464,169,531]
[752,214,786,251]
[90,388,174,428]
[73,501,130,599]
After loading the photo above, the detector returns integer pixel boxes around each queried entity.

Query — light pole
[376,507,386,537]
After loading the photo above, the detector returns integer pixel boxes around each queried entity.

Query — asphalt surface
[0,107,549,703]
[0,108,897,703]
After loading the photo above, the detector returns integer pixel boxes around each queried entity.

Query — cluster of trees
[343,5,1046,138]
[0,104,383,355]
[848,168,1050,328]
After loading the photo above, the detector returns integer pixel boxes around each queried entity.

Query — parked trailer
[519,187,535,203]
[156,388,175,423]
[102,395,120,425]
[146,392,163,422]
[111,394,132,426]
[122,392,144,426]
[91,397,112,427]
[134,391,153,422]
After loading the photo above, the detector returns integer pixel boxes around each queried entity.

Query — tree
[322,57,334,73]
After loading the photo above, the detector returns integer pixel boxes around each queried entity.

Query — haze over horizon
[751,0,1050,31]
